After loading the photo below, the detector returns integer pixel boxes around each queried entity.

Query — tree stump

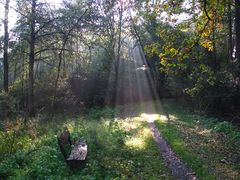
[57,128,87,170]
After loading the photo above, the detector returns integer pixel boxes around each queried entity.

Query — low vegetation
[0,101,239,179]
[155,100,240,179]
[0,107,171,179]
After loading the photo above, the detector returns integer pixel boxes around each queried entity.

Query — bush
[213,121,240,139]
[0,118,33,156]
[184,69,240,113]
[0,92,16,118]
[69,73,108,107]
[88,107,117,120]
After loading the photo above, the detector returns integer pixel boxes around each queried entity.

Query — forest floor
[0,100,240,179]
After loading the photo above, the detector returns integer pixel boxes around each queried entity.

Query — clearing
[0,100,239,179]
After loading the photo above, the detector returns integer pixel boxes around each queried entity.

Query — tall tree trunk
[13,60,17,81]
[212,25,218,70]
[28,0,37,116]
[228,2,233,64]
[3,0,10,92]
[21,54,26,109]
[113,4,123,105]
[52,39,66,110]
[236,0,240,70]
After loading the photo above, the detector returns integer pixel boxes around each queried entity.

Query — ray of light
[104,33,165,120]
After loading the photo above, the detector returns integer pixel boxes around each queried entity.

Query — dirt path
[148,121,196,180]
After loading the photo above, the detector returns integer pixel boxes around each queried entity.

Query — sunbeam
[105,36,164,116]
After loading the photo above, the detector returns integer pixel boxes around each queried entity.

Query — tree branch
[203,0,212,20]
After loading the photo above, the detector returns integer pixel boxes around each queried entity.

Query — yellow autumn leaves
[200,40,214,51]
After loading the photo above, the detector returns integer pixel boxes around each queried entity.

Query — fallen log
[57,128,87,169]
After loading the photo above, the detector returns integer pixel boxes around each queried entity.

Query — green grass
[1,101,239,179]
[156,121,215,179]
[155,100,240,180]
[0,107,172,179]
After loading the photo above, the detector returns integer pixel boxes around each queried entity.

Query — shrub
[213,121,240,139]
[0,118,33,156]
[88,107,117,120]
[0,92,16,118]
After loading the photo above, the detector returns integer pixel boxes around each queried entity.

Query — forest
[0,0,240,179]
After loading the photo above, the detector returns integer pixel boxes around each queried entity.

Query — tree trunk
[28,0,37,117]
[236,0,240,70]
[228,2,233,64]
[3,0,10,92]
[212,25,218,70]
[113,4,123,105]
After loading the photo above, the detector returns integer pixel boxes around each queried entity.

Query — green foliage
[0,154,19,178]
[0,119,33,156]
[184,69,240,112]
[0,92,16,118]
[213,121,240,140]
[68,50,111,108]
[27,146,67,179]
[87,107,117,120]
[133,0,240,115]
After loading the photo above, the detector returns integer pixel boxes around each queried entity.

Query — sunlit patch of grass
[196,128,212,137]
[125,136,146,149]
[122,119,151,149]
[119,117,143,130]
[141,113,160,122]
[117,117,173,179]
[159,114,169,121]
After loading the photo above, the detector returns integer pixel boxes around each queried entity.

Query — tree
[228,0,233,63]
[113,1,124,105]
[52,1,88,109]
[235,0,240,72]
[15,0,58,116]
[27,0,37,116]
[3,0,10,92]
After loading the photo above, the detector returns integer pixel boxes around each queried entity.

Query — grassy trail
[148,121,196,179]
[154,100,240,180]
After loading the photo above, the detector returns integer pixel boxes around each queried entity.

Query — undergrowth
[0,107,170,179]
[1,100,239,179]
[155,100,240,179]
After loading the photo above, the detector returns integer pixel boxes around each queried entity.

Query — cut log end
[67,140,87,161]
